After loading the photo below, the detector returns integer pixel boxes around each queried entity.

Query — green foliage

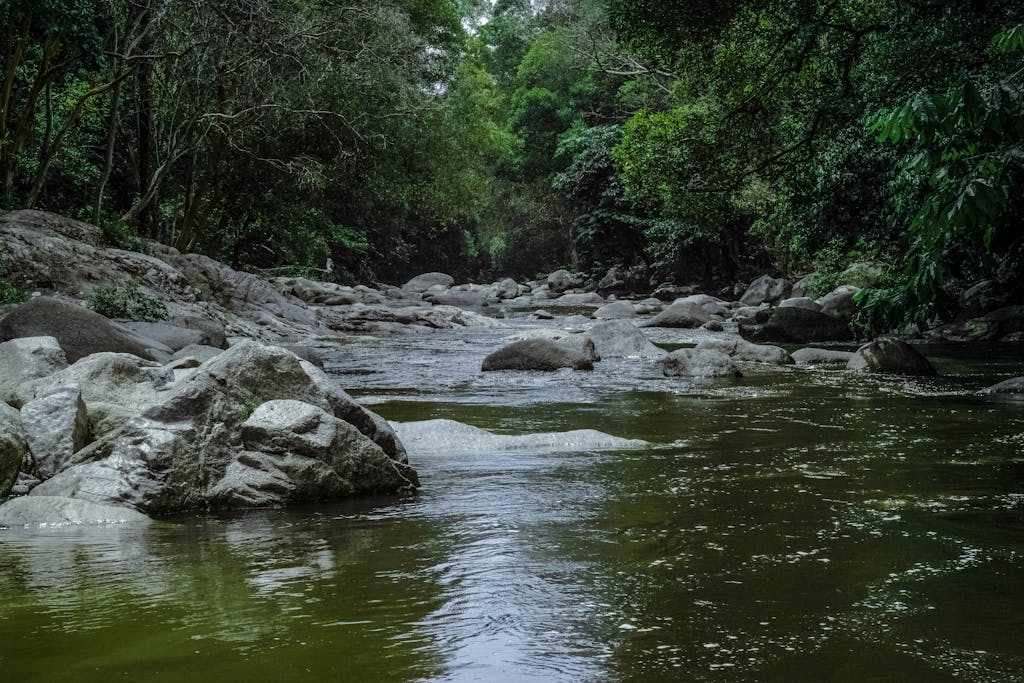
[98,216,145,252]
[88,280,167,322]
[0,246,24,305]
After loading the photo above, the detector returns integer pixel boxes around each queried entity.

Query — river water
[1,317,1023,681]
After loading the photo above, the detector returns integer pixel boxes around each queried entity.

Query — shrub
[88,280,167,321]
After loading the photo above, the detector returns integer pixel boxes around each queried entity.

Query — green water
[1,326,1023,682]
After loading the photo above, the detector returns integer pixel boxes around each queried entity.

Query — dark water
[2,321,1023,682]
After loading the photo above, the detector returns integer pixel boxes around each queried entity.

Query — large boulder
[847,338,937,375]
[117,321,205,352]
[429,290,487,309]
[584,320,665,359]
[596,265,626,294]
[550,292,604,307]
[696,338,792,365]
[547,269,583,294]
[402,272,454,293]
[791,348,855,366]
[482,339,595,372]
[740,275,791,307]
[739,307,853,343]
[779,297,822,313]
[677,294,729,317]
[30,341,415,513]
[817,285,861,321]
[20,386,90,479]
[981,377,1024,395]
[0,336,68,404]
[207,400,417,507]
[0,496,150,526]
[494,278,519,299]
[662,349,741,378]
[643,301,712,328]
[790,275,813,299]
[592,300,638,320]
[0,403,27,497]
[0,297,171,362]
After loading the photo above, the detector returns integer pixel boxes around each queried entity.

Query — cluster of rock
[0,329,416,526]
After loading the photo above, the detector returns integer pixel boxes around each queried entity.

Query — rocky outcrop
[17,342,416,513]
[0,336,67,404]
[739,307,853,343]
[847,338,936,375]
[662,349,741,378]
[0,297,172,362]
[482,339,595,372]
[695,338,792,365]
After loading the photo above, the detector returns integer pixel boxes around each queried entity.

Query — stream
[1,316,1023,681]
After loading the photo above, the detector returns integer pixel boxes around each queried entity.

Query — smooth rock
[392,419,648,455]
[403,272,454,293]
[740,307,853,343]
[696,338,792,365]
[117,321,204,352]
[643,301,712,328]
[592,300,638,320]
[847,338,936,375]
[0,496,150,526]
[817,285,861,321]
[662,349,741,378]
[779,297,822,312]
[20,386,90,479]
[0,297,170,362]
[0,336,68,404]
[482,339,595,372]
[740,275,791,307]
[547,269,582,294]
[585,320,665,359]
[981,377,1024,395]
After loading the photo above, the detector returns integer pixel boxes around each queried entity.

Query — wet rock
[731,305,772,325]
[280,345,324,368]
[0,336,68,404]
[392,419,648,455]
[677,294,729,317]
[791,348,855,366]
[0,297,172,362]
[596,265,626,294]
[403,272,454,293]
[429,290,487,309]
[817,285,861,321]
[703,320,725,332]
[847,338,936,375]
[482,339,595,372]
[20,387,90,479]
[0,496,150,526]
[981,377,1024,395]
[592,300,638,320]
[779,297,822,313]
[584,320,665,359]
[696,338,792,365]
[662,349,741,378]
[494,278,519,299]
[550,292,604,307]
[740,275,791,307]
[0,403,27,497]
[740,307,853,343]
[643,301,712,329]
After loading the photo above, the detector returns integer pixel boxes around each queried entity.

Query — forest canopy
[2,0,1021,329]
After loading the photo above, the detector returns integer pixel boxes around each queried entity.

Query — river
[1,316,1023,681]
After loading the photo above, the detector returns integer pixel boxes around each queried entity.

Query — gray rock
[532,309,554,320]
[0,297,171,362]
[791,348,855,366]
[117,321,204,352]
[838,262,885,288]
[547,269,582,294]
[981,377,1024,395]
[847,338,936,375]
[790,275,813,299]
[740,275,791,307]
[779,297,822,313]
[280,345,324,368]
[817,285,861,321]
[596,265,626,293]
[169,315,227,348]
[0,496,150,526]
[703,320,725,332]
[494,278,519,299]
[170,344,224,364]
[0,336,68,404]
[662,349,741,378]
[0,403,27,497]
[592,300,638,320]
[643,301,712,328]
[550,292,604,307]
[731,305,772,325]
[677,294,729,317]
[482,339,595,372]
[584,320,665,359]
[740,307,853,343]
[980,305,1024,337]
[696,338,792,365]
[429,290,487,309]
[403,272,455,293]
[20,387,90,479]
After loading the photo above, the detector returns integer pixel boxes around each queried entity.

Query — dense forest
[2,0,1022,330]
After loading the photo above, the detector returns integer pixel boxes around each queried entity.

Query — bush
[0,277,23,305]
[88,280,167,322]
